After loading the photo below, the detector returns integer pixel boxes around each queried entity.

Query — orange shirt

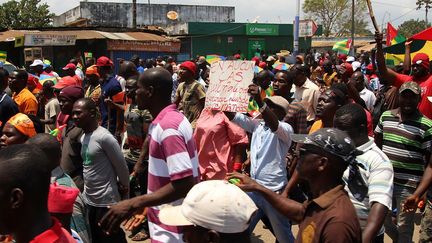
[13,88,38,115]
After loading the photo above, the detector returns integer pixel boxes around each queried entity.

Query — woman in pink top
[194,108,248,180]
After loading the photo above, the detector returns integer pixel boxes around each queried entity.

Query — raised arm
[403,41,413,73]
[248,84,280,132]
[374,31,399,86]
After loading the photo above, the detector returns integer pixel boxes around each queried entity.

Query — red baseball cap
[180,61,197,76]
[62,63,76,70]
[53,76,78,89]
[412,53,430,70]
[234,54,241,59]
[258,61,267,69]
[96,56,114,67]
[251,56,260,66]
[338,54,347,61]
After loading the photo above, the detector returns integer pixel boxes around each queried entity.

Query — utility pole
[350,0,355,56]
[132,0,137,28]
[294,0,300,55]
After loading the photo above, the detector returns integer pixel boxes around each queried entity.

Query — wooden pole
[366,0,380,33]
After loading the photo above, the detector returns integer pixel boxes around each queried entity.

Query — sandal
[131,231,149,241]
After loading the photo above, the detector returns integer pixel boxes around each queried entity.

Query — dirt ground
[128,216,421,242]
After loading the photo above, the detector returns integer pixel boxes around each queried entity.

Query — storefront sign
[24,34,76,46]
[246,24,279,36]
[299,20,318,37]
[107,40,181,53]
[205,60,254,112]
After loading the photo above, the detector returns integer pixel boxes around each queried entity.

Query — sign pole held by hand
[366,0,380,33]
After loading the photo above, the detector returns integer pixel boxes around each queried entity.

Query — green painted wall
[187,22,313,58]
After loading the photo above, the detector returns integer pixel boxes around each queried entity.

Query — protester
[273,70,308,134]
[375,32,432,119]
[375,81,432,242]
[225,84,295,242]
[84,65,101,106]
[26,133,91,243]
[29,59,44,77]
[9,69,38,115]
[96,56,124,136]
[291,64,320,125]
[334,103,393,242]
[47,183,83,242]
[403,149,432,243]
[118,60,138,91]
[71,98,129,243]
[159,180,258,243]
[123,76,152,191]
[99,68,199,242]
[352,70,376,111]
[228,128,362,242]
[57,85,85,190]
[70,58,85,81]
[175,61,206,128]
[0,113,38,148]
[322,60,338,87]
[63,63,83,87]
[39,80,60,133]
[194,107,248,180]
[131,55,145,74]
[42,59,60,79]
[0,69,18,135]
[0,144,76,243]
[309,85,347,134]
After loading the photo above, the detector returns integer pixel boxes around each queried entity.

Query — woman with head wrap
[0,113,39,148]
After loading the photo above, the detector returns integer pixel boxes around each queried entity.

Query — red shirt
[395,73,432,119]
[30,218,76,243]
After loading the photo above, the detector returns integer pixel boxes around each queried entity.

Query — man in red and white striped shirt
[100,67,199,243]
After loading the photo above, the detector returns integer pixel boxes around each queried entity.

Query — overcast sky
[0,0,423,30]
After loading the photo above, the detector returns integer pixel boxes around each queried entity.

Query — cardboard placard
[205,60,254,112]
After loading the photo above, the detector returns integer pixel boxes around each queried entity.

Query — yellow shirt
[13,88,38,115]
[309,119,323,134]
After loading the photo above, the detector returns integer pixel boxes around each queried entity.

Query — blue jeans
[384,184,416,243]
[247,191,294,243]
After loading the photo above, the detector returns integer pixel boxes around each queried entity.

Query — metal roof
[0,29,178,43]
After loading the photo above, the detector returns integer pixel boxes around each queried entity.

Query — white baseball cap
[159,180,258,234]
[352,61,361,72]
[30,59,44,67]
[346,56,355,63]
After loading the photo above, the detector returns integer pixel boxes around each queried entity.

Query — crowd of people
[1,31,432,243]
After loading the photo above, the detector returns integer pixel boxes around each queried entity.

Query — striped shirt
[147,104,199,243]
[375,109,432,189]
[284,101,308,134]
[342,138,393,235]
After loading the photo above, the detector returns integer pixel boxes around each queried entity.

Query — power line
[372,1,415,9]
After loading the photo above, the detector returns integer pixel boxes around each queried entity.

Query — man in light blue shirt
[225,83,294,243]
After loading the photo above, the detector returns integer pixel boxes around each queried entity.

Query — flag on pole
[386,23,405,46]
[0,51,7,61]
[385,23,406,66]
[384,26,432,66]
[332,39,352,54]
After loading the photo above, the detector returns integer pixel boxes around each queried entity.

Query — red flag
[386,23,398,46]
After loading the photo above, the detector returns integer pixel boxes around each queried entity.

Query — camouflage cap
[399,81,421,95]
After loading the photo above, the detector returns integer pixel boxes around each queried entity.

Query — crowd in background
[1,31,432,243]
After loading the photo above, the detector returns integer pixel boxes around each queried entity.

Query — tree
[0,0,54,29]
[398,19,431,38]
[416,0,432,25]
[303,0,369,37]
[336,18,372,37]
